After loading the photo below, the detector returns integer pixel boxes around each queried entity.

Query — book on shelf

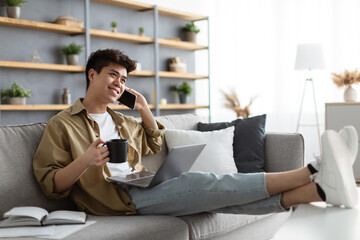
[0,206,86,228]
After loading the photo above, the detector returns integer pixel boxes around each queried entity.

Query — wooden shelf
[0,105,72,111]
[91,0,152,11]
[157,6,207,21]
[0,16,84,35]
[91,0,207,21]
[90,29,153,43]
[129,70,208,79]
[159,104,208,110]
[158,71,207,79]
[129,70,154,77]
[0,104,147,111]
[158,38,207,50]
[90,30,207,51]
[0,61,207,79]
[0,61,85,72]
[0,104,208,111]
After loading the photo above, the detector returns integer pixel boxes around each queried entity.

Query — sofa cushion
[164,127,237,174]
[141,114,203,173]
[0,123,76,217]
[180,210,292,240]
[198,114,266,173]
[66,215,189,240]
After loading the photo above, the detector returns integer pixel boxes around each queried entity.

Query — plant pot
[9,97,26,105]
[185,31,197,43]
[66,54,79,65]
[344,85,357,102]
[111,28,117,32]
[7,6,20,19]
[179,94,188,104]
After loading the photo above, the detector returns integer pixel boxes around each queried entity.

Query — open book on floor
[0,206,86,228]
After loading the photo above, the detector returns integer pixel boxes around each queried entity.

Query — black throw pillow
[198,114,266,173]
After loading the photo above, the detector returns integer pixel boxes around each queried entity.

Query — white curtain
[142,0,360,162]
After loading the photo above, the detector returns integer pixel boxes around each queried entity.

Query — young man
[33,49,358,217]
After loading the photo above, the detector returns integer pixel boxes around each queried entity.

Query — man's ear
[88,69,96,83]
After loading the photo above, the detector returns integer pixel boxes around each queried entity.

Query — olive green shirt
[33,98,165,216]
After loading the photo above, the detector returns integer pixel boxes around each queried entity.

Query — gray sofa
[0,113,304,240]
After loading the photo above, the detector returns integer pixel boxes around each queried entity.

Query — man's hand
[125,87,148,111]
[54,138,109,193]
[82,138,109,168]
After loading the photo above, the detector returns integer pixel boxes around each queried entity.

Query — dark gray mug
[107,139,128,163]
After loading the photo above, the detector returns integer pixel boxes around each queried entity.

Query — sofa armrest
[264,133,304,172]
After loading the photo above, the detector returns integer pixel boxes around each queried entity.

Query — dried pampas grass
[332,69,360,88]
[221,89,257,118]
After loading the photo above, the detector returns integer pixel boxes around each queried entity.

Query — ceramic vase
[9,97,26,105]
[7,6,20,19]
[185,31,196,43]
[66,54,79,65]
[344,85,357,102]
[179,94,187,104]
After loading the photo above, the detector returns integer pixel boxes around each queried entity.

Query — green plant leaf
[1,82,31,99]
[184,23,200,34]
[6,0,26,7]
[61,42,83,55]
[173,82,193,95]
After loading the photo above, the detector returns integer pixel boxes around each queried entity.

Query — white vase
[7,6,20,19]
[344,85,357,102]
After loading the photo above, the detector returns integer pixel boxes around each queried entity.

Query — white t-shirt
[89,112,132,176]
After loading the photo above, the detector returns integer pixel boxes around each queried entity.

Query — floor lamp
[294,44,326,150]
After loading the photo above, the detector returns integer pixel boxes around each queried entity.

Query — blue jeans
[127,172,287,216]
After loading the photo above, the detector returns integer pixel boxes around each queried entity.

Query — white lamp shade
[294,44,325,70]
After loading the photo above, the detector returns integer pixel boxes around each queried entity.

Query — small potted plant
[173,82,193,104]
[184,22,200,43]
[1,82,31,105]
[61,42,83,65]
[111,21,117,32]
[139,27,144,36]
[6,0,26,19]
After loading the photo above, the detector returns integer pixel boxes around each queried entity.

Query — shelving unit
[0,0,210,123]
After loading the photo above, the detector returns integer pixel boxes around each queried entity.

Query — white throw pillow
[164,126,237,175]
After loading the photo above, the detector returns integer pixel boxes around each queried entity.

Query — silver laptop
[107,144,206,188]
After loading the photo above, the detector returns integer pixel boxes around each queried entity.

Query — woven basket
[55,15,83,28]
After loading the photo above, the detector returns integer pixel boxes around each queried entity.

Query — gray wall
[0,0,196,125]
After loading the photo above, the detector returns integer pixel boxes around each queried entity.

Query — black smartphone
[118,90,137,109]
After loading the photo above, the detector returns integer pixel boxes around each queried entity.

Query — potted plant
[111,21,117,32]
[184,22,200,43]
[139,27,144,36]
[1,82,31,105]
[6,0,26,19]
[173,82,192,104]
[332,69,360,102]
[61,42,83,65]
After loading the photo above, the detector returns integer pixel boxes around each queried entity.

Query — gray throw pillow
[198,114,266,173]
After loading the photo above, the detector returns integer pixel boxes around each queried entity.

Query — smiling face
[88,63,128,105]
